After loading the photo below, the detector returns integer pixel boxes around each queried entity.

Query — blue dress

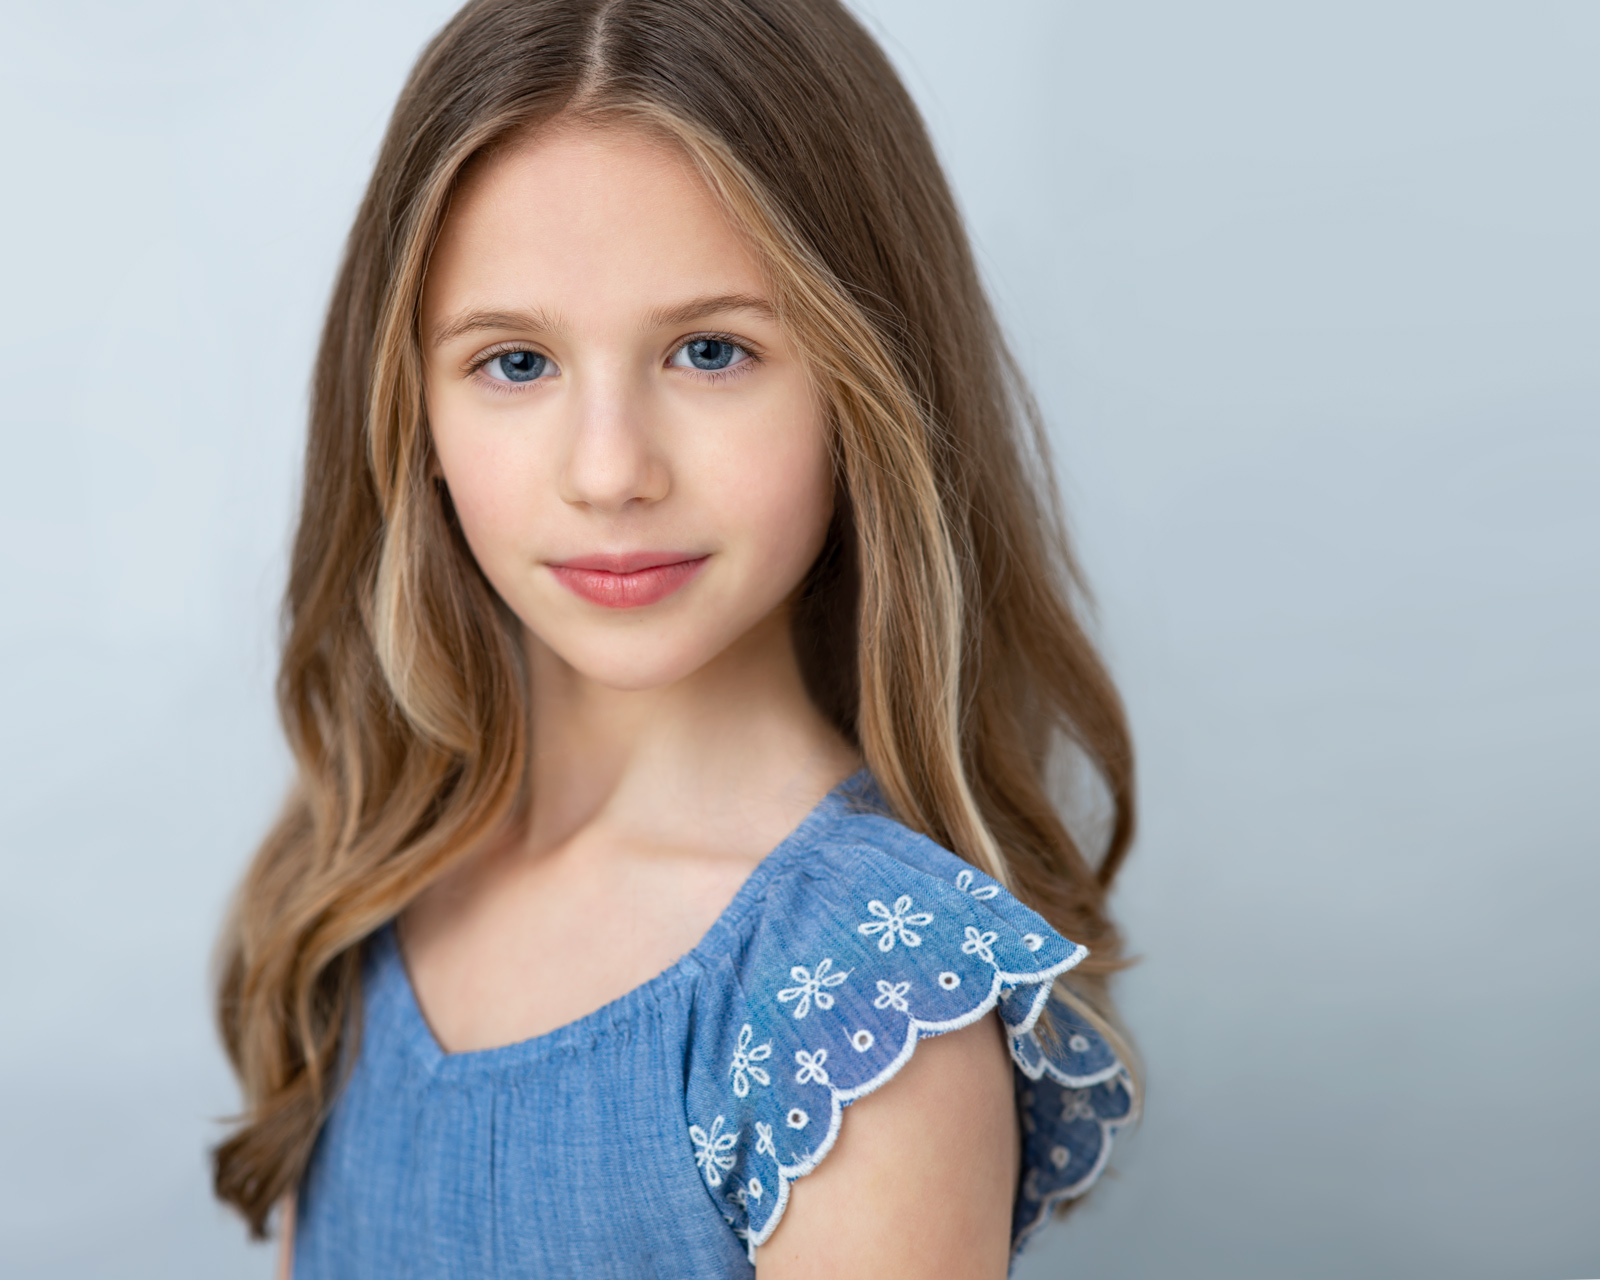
[295,771,1133,1278]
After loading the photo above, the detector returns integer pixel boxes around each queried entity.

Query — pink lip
[547,552,709,609]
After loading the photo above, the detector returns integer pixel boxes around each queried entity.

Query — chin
[536,631,732,693]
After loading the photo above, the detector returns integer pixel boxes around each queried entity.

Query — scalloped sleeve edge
[740,953,1128,1261]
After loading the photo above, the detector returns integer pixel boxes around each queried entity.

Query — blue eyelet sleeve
[681,807,1135,1260]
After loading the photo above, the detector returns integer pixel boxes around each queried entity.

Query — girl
[213,1,1138,1276]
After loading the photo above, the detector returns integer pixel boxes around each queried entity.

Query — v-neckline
[384,768,872,1076]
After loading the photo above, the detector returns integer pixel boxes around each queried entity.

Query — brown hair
[214,0,1137,1238]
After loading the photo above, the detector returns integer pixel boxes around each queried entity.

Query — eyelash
[465,332,762,393]
[464,344,551,395]
[675,332,762,382]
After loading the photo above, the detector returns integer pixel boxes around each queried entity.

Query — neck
[520,607,859,858]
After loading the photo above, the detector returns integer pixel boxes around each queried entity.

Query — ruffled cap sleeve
[682,805,1134,1259]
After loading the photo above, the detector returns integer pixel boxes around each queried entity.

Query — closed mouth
[546,553,709,609]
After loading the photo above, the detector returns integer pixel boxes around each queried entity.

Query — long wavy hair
[214,0,1137,1238]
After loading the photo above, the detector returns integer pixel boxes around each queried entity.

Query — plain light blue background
[1,3,1595,1277]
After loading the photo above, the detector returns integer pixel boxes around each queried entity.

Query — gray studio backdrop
[1,2,1595,1277]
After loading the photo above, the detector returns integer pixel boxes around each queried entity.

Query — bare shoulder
[754,1011,1018,1280]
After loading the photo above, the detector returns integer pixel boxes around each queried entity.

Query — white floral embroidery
[754,1121,776,1157]
[960,925,998,964]
[786,1108,809,1129]
[955,868,1000,900]
[729,1176,766,1208]
[851,1028,875,1052]
[690,1115,739,1187]
[794,1048,831,1085]
[1049,1145,1071,1170]
[1068,1034,1091,1053]
[729,1023,773,1098]
[1022,933,1044,951]
[1061,1089,1096,1122]
[776,958,850,1019]
[938,971,961,989]
[873,979,911,1012]
[857,894,933,951]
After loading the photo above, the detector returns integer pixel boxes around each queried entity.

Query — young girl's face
[421,126,832,692]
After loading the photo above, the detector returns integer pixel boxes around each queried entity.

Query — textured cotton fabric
[295,772,1132,1278]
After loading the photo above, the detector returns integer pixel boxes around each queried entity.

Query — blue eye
[483,350,549,383]
[672,338,748,372]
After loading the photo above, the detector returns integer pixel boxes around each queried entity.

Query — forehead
[424,124,765,326]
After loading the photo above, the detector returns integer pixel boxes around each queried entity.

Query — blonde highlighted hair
[215,0,1137,1235]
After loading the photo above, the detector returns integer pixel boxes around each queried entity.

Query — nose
[556,369,670,512]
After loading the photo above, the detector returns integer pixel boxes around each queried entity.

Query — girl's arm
[275,1196,294,1280]
[754,1013,1019,1280]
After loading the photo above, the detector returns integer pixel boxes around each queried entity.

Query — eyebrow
[644,293,776,328]
[428,293,776,349]
[429,307,560,349]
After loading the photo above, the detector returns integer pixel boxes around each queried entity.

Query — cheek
[710,397,835,578]
[426,395,546,576]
